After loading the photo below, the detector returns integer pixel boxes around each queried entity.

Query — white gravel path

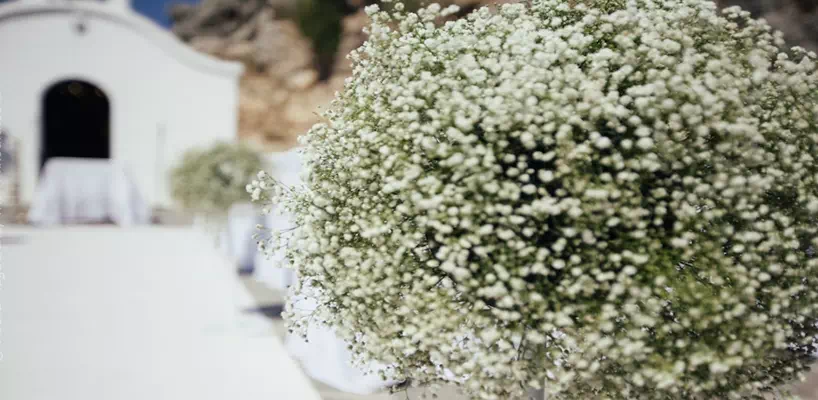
[0,226,321,400]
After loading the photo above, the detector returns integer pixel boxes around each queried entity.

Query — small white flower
[249,1,818,399]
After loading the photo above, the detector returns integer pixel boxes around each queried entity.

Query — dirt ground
[793,366,818,399]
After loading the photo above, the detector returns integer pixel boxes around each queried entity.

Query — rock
[255,20,313,79]
[173,0,817,151]
[168,3,197,24]
[170,0,269,41]
[222,40,256,61]
[717,0,818,51]
[333,10,368,75]
[287,69,318,90]
[189,36,225,54]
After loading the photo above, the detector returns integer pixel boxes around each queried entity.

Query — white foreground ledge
[0,226,320,400]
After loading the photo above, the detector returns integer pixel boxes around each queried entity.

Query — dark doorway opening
[41,80,110,170]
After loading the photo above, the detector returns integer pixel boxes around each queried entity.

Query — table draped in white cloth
[226,202,264,273]
[253,148,303,290]
[285,294,400,395]
[28,158,150,226]
[252,148,395,395]
[204,148,305,275]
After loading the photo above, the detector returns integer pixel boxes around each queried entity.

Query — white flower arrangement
[248,0,818,398]
[171,141,263,214]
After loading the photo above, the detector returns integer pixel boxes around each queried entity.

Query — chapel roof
[0,0,244,78]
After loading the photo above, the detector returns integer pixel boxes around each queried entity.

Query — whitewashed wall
[0,0,244,207]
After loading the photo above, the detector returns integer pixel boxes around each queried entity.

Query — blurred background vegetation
[294,0,352,81]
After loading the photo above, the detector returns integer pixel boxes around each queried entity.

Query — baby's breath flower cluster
[171,141,262,213]
[249,0,818,398]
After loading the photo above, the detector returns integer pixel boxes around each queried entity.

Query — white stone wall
[0,0,243,207]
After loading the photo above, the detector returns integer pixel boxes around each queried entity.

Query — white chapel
[0,0,244,208]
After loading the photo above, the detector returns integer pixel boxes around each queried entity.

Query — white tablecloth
[28,158,150,226]
[253,148,394,394]
[226,203,265,272]
[285,294,399,395]
[253,148,303,290]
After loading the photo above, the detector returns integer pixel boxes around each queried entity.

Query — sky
[131,0,199,28]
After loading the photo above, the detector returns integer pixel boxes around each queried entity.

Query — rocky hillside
[716,0,817,51]
[170,0,817,149]
[170,0,342,149]
[168,0,476,149]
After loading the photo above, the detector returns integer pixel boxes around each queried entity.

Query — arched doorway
[41,80,110,169]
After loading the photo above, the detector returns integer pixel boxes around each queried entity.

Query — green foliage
[294,0,422,80]
[294,0,350,80]
[170,141,263,214]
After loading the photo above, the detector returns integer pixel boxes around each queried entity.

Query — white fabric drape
[285,294,399,394]
[28,158,150,226]
[253,148,395,395]
[226,202,264,272]
[253,148,303,290]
